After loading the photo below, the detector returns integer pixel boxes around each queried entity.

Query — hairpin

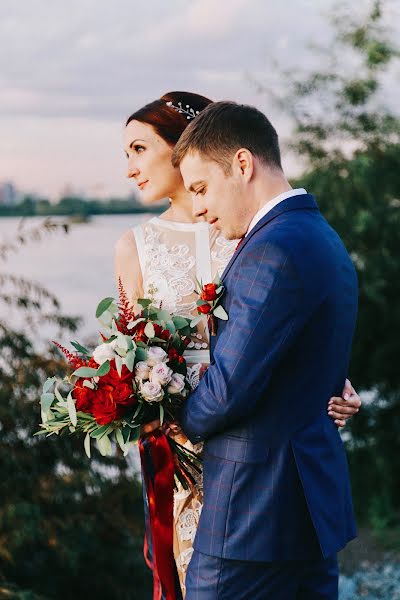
[166,101,200,120]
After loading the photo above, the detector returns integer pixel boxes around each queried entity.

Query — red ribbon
[139,430,177,600]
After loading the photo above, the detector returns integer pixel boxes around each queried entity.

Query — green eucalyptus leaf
[70,341,91,355]
[96,360,110,376]
[90,425,111,438]
[72,366,99,378]
[144,322,155,339]
[97,434,112,456]
[96,297,115,318]
[137,298,152,308]
[40,392,55,411]
[43,377,57,394]
[83,380,95,389]
[190,316,203,328]
[115,429,126,452]
[172,316,190,329]
[124,350,135,372]
[84,432,91,458]
[54,386,64,403]
[115,355,123,377]
[157,309,172,322]
[165,321,176,334]
[135,347,147,362]
[67,392,77,427]
[213,305,229,320]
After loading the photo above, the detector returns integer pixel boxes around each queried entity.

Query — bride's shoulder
[115,228,137,257]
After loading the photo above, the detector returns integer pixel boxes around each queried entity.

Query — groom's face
[180,151,250,240]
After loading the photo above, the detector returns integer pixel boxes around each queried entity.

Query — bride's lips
[137,180,148,190]
[208,218,218,226]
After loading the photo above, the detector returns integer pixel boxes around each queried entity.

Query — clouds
[0,0,334,120]
[0,0,398,197]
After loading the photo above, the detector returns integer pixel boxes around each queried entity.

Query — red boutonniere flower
[192,275,228,336]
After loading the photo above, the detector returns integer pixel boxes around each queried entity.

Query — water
[0,214,151,472]
[0,214,151,341]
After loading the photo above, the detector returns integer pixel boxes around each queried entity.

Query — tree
[272,0,400,528]
[0,221,151,598]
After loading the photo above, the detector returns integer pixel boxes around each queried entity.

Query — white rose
[146,346,168,366]
[150,362,173,386]
[134,361,151,381]
[92,342,116,365]
[167,373,186,395]
[140,381,164,403]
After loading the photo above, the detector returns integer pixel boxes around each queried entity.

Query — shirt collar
[245,188,307,236]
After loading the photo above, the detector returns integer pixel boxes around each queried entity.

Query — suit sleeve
[180,239,308,443]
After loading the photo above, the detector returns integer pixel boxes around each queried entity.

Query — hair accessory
[166,101,200,120]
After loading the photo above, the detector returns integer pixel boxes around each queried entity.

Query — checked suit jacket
[180,193,358,562]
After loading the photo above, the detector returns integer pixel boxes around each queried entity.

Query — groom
[171,101,358,599]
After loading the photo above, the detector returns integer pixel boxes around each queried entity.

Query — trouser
[185,550,338,600]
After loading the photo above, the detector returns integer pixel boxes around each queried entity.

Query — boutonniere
[191,275,228,336]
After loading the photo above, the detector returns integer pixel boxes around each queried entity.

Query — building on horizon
[0,181,20,206]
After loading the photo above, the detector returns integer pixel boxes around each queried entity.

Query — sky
[0,0,398,200]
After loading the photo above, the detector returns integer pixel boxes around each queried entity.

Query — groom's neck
[253,167,292,214]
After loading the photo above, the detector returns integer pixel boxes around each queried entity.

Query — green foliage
[0,223,151,598]
[276,1,400,529]
[0,196,166,218]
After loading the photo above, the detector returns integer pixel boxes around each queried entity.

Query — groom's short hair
[171,101,282,173]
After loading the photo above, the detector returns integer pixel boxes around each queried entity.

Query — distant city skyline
[1,0,399,200]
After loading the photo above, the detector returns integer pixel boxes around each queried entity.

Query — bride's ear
[234,148,253,182]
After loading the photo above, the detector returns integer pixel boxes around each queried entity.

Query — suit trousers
[185,550,338,600]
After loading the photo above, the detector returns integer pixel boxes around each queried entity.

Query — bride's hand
[327,378,361,427]
[140,419,161,436]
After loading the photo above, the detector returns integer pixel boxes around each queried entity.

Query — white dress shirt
[245,188,307,236]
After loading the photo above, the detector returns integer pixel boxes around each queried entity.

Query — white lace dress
[133,216,237,597]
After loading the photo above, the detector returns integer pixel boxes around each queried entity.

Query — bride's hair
[125,91,213,146]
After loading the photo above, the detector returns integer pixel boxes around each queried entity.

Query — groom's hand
[327,379,361,427]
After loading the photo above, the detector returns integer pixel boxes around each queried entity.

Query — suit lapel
[221,193,318,281]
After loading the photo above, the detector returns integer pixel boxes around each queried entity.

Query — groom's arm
[180,238,311,443]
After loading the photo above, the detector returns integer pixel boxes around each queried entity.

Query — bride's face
[124,120,183,204]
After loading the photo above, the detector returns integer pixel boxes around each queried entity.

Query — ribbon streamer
[139,430,177,600]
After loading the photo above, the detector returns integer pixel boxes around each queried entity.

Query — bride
[115,91,361,598]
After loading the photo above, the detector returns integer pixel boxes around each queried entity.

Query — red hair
[125,91,213,146]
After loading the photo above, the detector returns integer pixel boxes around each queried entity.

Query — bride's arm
[114,229,144,312]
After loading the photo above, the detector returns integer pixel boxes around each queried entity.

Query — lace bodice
[133,216,237,365]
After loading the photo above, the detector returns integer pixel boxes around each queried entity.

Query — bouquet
[36,280,202,488]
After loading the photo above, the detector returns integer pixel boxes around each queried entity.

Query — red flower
[168,348,179,360]
[133,321,147,342]
[198,303,212,314]
[114,382,135,406]
[102,362,132,386]
[74,380,95,413]
[200,283,218,301]
[154,323,171,341]
[92,386,122,425]
[91,362,136,425]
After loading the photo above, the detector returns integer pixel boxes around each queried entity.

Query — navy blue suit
[180,194,358,599]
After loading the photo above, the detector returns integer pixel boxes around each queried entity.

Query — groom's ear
[233,148,254,182]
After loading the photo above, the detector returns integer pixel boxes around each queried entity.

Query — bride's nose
[127,158,140,179]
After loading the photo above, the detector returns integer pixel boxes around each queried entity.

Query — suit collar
[221,193,318,281]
